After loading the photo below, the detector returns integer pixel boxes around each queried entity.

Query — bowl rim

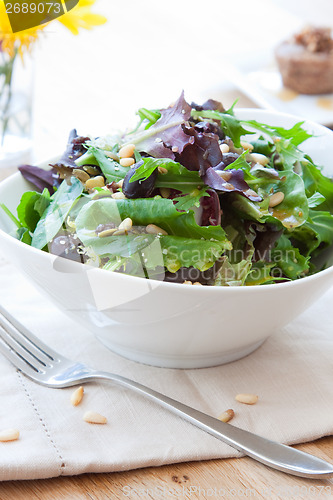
[0,107,333,293]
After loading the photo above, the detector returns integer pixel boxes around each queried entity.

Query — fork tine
[0,304,63,364]
[0,335,41,377]
[0,323,50,372]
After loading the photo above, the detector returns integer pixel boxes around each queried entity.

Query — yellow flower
[0,0,107,58]
[58,0,107,36]
[0,1,46,58]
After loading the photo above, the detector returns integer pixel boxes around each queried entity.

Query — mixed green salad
[2,92,333,286]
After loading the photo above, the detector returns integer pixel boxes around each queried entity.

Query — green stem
[0,203,22,229]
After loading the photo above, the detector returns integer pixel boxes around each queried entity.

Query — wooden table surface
[0,438,331,499]
[1,166,333,499]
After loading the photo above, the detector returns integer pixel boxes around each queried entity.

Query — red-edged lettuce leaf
[175,122,223,175]
[191,99,225,113]
[18,165,59,194]
[200,189,222,226]
[125,91,193,158]
[203,167,261,202]
[51,129,90,179]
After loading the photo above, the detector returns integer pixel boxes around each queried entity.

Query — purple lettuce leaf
[247,222,283,262]
[51,129,90,177]
[18,165,59,194]
[200,189,222,226]
[175,123,223,175]
[191,98,225,113]
[128,91,193,158]
[204,167,261,202]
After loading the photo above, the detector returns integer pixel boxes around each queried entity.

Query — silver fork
[0,304,332,479]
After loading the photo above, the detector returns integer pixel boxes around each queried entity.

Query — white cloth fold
[0,257,332,481]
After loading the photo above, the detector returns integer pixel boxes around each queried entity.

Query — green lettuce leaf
[75,197,231,272]
[31,177,83,250]
[233,170,309,229]
[88,147,129,182]
[292,209,333,258]
[16,189,50,233]
[245,261,277,286]
[301,160,333,212]
[271,234,310,279]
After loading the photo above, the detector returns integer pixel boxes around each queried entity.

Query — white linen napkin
[0,256,333,481]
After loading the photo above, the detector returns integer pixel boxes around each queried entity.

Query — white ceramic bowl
[0,109,333,369]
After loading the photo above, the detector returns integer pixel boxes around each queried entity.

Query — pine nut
[120,158,135,167]
[160,187,171,198]
[83,411,107,424]
[250,153,270,166]
[98,228,117,238]
[216,170,232,182]
[0,429,20,442]
[73,169,90,183]
[85,176,105,189]
[146,224,168,235]
[269,191,285,208]
[218,409,234,423]
[220,143,230,154]
[119,144,136,158]
[222,182,235,191]
[240,141,254,151]
[117,179,124,188]
[158,166,168,174]
[118,217,133,232]
[83,165,100,176]
[183,280,193,285]
[193,282,203,286]
[235,393,258,405]
[244,188,259,198]
[71,386,84,406]
[112,192,126,200]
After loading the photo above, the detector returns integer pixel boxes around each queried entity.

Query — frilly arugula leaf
[292,209,333,259]
[271,234,309,279]
[241,120,312,146]
[274,137,309,170]
[191,108,252,148]
[239,120,313,170]
[301,160,333,212]
[172,187,210,211]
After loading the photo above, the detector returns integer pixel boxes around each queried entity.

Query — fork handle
[92,371,333,478]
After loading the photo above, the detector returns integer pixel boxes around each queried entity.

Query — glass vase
[0,49,33,170]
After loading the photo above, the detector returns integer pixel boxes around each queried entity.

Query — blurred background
[2,0,333,168]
